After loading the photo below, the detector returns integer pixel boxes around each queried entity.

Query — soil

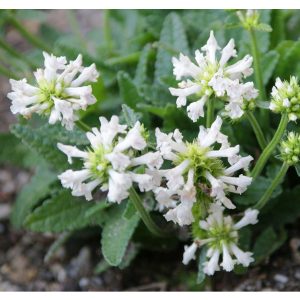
[1,10,300,292]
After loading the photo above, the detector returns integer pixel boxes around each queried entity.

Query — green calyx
[271,77,300,121]
[176,142,224,179]
[280,132,300,165]
[38,79,68,111]
[87,145,111,181]
[206,223,237,250]
[195,63,218,98]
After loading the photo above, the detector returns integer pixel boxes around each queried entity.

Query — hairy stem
[246,111,267,150]
[0,38,37,69]
[129,187,169,238]
[254,162,289,210]
[206,98,214,128]
[76,120,91,132]
[7,16,51,53]
[251,113,289,179]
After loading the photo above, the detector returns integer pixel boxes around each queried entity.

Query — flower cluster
[58,116,163,203]
[270,76,300,122]
[8,52,99,130]
[183,204,259,275]
[153,116,253,226]
[169,31,258,121]
[280,132,300,165]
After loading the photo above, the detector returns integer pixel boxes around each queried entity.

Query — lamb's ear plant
[2,9,300,285]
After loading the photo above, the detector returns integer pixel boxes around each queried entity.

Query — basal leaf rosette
[153,116,253,226]
[169,31,258,122]
[57,115,163,203]
[8,52,99,130]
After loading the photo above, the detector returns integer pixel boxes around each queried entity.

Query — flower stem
[75,120,91,132]
[0,38,37,69]
[129,187,169,238]
[249,28,270,130]
[7,16,51,53]
[249,28,266,102]
[206,98,214,128]
[253,162,289,210]
[246,111,267,150]
[251,113,289,179]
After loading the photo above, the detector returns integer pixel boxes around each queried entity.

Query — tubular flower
[169,31,258,121]
[154,116,253,226]
[280,132,300,165]
[182,204,259,275]
[270,77,300,122]
[8,52,99,130]
[57,116,163,203]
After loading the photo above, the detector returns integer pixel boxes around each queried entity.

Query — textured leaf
[0,132,37,168]
[25,190,98,232]
[253,227,287,264]
[101,203,140,266]
[234,175,282,206]
[134,44,154,86]
[121,104,142,127]
[154,13,189,82]
[10,167,57,228]
[11,123,88,171]
[117,71,143,108]
[197,246,207,284]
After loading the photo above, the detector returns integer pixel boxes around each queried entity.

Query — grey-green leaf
[101,203,140,266]
[25,190,97,232]
[11,167,57,229]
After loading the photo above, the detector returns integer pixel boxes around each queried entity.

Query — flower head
[57,116,162,202]
[8,52,99,130]
[182,204,259,275]
[154,116,253,225]
[280,132,300,165]
[169,31,257,121]
[270,77,300,122]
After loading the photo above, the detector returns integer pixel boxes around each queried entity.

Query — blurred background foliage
[1,9,300,289]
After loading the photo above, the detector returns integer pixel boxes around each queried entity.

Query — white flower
[169,31,257,122]
[8,52,99,130]
[183,204,259,275]
[182,242,198,265]
[154,116,253,224]
[269,76,300,121]
[57,116,159,202]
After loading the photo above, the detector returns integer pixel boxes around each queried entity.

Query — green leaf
[154,12,189,82]
[295,164,300,177]
[234,175,282,206]
[25,190,98,232]
[134,44,154,86]
[123,199,138,220]
[0,132,37,168]
[119,243,139,270]
[10,167,57,229]
[11,123,88,172]
[275,40,300,79]
[121,104,142,127]
[253,227,287,264]
[262,50,279,85]
[261,186,300,227]
[197,246,207,285]
[117,71,143,108]
[101,203,140,266]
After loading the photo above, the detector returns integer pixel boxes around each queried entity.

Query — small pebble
[274,274,289,284]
